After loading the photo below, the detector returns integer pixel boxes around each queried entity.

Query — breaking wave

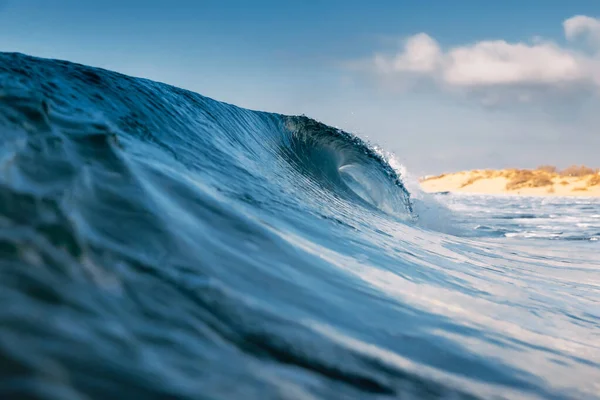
[1,53,599,400]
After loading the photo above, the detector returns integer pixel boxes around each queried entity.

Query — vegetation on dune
[560,165,598,177]
[460,174,484,188]
[588,174,600,187]
[422,164,600,192]
[536,165,557,173]
[505,170,553,190]
[534,165,598,177]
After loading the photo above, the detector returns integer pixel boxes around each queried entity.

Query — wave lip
[280,116,414,217]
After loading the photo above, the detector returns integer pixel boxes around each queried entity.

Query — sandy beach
[420,167,600,197]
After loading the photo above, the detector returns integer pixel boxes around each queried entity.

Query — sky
[1,0,599,175]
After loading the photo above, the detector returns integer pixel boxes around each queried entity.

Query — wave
[1,53,599,400]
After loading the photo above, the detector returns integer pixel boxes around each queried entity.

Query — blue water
[0,53,599,399]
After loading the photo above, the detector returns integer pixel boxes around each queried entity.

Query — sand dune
[420,166,600,197]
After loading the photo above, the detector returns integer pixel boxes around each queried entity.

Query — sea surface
[0,53,599,400]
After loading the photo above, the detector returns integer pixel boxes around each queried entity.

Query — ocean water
[0,53,599,400]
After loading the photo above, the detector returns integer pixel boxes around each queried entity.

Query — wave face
[1,53,599,399]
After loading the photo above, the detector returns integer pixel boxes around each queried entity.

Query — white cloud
[443,41,586,86]
[564,15,600,46]
[368,16,600,103]
[374,33,441,74]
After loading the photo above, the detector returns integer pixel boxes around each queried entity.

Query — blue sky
[1,0,599,174]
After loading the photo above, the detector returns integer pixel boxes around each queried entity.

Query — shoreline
[419,168,600,197]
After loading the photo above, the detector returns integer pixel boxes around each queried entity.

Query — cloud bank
[368,16,600,104]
